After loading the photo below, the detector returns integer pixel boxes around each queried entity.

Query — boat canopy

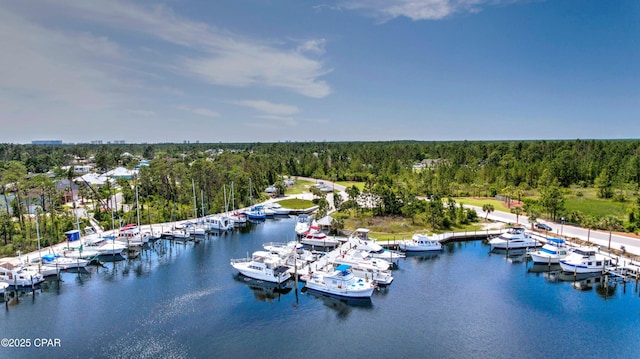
[336,264,352,272]
[548,238,565,244]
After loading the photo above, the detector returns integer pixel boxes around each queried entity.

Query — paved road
[467,205,640,257]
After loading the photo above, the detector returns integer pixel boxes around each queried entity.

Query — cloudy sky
[1,0,638,144]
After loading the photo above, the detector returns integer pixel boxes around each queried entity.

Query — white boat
[529,238,571,264]
[185,222,206,236]
[559,247,612,274]
[348,228,405,259]
[206,215,234,231]
[41,254,89,270]
[399,233,443,252]
[0,259,45,287]
[295,215,312,235]
[230,251,291,284]
[300,230,340,247]
[488,227,538,249]
[328,249,393,286]
[0,281,8,295]
[305,264,376,298]
[115,224,146,247]
[266,202,291,215]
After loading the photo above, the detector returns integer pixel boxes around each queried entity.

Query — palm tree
[582,215,597,244]
[511,207,523,224]
[600,215,622,251]
[482,203,494,220]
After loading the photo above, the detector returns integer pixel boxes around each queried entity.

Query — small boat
[265,202,291,215]
[244,206,267,221]
[529,238,571,264]
[300,229,340,248]
[559,247,612,274]
[295,215,312,235]
[399,233,442,252]
[205,215,234,231]
[230,251,291,284]
[0,259,45,287]
[305,264,376,298]
[41,254,89,270]
[488,227,538,249]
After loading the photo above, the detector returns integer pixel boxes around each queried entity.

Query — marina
[2,217,640,358]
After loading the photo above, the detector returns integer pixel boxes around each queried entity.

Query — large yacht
[488,227,538,249]
[305,264,376,298]
[529,238,571,264]
[399,233,443,252]
[559,247,612,274]
[230,251,291,284]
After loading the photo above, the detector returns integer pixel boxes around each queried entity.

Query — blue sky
[1,0,638,144]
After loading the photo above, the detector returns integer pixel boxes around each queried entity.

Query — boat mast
[192,178,197,220]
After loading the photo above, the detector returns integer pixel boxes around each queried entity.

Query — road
[467,205,640,257]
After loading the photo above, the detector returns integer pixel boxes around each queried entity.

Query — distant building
[32,140,62,145]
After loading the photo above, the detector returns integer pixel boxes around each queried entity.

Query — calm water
[2,217,640,359]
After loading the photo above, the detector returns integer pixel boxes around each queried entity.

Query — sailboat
[229,182,247,226]
[244,178,266,221]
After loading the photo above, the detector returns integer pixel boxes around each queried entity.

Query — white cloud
[255,115,298,127]
[176,106,221,118]
[231,100,299,116]
[297,39,327,55]
[341,0,504,21]
[16,0,332,98]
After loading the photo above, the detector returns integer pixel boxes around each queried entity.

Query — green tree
[511,207,523,224]
[600,215,622,251]
[482,203,494,220]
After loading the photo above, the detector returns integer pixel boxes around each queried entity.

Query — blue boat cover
[548,238,564,244]
[65,229,81,242]
[336,264,351,272]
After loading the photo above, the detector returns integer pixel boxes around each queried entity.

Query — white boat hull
[305,278,375,298]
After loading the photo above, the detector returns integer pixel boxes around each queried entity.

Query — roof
[315,215,334,226]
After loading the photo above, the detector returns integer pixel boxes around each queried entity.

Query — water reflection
[404,251,440,262]
[234,274,293,303]
[302,288,373,319]
[490,248,528,263]
[528,263,562,273]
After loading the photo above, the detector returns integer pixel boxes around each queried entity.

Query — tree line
[2,139,640,254]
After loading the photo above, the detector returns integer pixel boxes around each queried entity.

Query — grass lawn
[275,198,315,210]
[284,179,315,195]
[343,214,484,241]
[455,197,514,213]
[336,181,365,190]
[563,196,630,219]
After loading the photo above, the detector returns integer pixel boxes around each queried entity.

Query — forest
[1,139,640,256]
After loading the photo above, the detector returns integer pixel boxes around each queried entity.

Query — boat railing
[230,258,251,265]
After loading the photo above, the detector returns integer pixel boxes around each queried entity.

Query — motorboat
[331,248,393,271]
[295,215,312,235]
[347,228,405,259]
[115,224,146,247]
[0,259,45,287]
[300,229,340,248]
[230,212,247,226]
[265,202,292,215]
[327,249,394,287]
[41,253,89,270]
[529,238,572,264]
[559,247,612,274]
[230,251,291,284]
[488,227,538,249]
[206,215,234,231]
[244,206,267,220]
[305,264,376,298]
[399,233,442,252]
